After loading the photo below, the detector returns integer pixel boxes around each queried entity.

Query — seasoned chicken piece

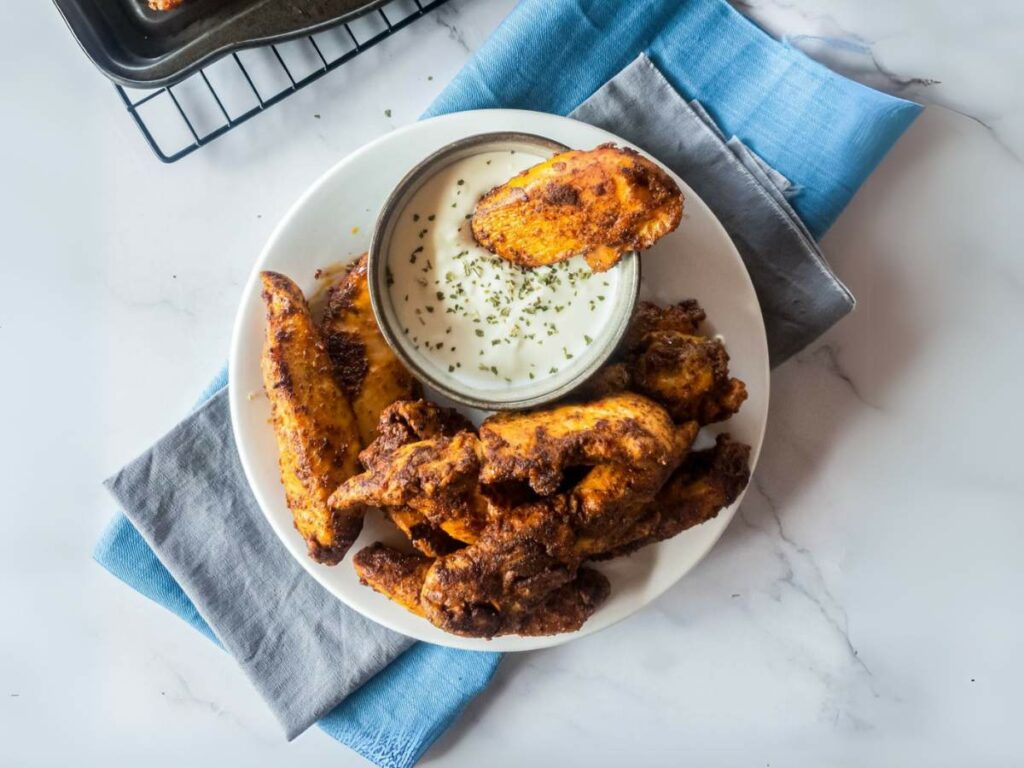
[478,392,681,495]
[359,400,475,555]
[517,568,610,636]
[622,299,706,349]
[321,254,420,446]
[353,544,609,636]
[592,300,747,425]
[632,331,748,424]
[570,420,699,556]
[360,399,473,470]
[419,498,579,637]
[592,434,752,559]
[260,272,362,564]
[148,0,183,9]
[573,362,632,400]
[353,543,432,617]
[471,144,683,272]
[329,431,489,544]
[365,396,685,637]
[350,393,748,637]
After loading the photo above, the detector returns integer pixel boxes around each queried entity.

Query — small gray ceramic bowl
[368,131,640,411]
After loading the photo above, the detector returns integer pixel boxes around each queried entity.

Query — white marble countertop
[2,0,1022,765]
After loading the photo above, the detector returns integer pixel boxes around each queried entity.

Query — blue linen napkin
[425,0,923,238]
[95,2,922,766]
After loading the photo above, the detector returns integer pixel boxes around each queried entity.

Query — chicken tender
[321,254,420,445]
[478,392,682,495]
[622,299,707,347]
[419,497,579,637]
[471,144,682,272]
[516,568,611,636]
[593,434,752,559]
[570,420,699,556]
[329,431,489,544]
[593,300,748,425]
[360,399,473,470]
[633,331,748,425]
[353,543,609,636]
[260,271,362,564]
[353,543,432,617]
[358,400,476,555]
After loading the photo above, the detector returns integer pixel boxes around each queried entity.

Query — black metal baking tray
[54,0,393,87]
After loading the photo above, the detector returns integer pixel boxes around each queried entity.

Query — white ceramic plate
[229,109,769,652]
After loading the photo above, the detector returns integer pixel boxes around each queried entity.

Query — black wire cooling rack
[116,0,449,162]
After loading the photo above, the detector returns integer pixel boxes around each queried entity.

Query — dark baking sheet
[54,0,391,87]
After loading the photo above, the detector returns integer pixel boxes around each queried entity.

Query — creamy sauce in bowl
[386,149,625,394]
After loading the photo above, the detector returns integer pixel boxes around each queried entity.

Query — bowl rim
[367,130,641,411]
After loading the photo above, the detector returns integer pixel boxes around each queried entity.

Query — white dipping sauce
[387,150,622,391]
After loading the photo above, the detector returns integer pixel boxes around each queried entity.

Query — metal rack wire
[116,0,449,162]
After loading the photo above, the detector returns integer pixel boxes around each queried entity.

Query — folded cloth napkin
[98,369,501,767]
[95,2,922,766]
[425,0,921,240]
[570,54,855,363]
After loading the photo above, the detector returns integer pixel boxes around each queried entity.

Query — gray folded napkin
[104,391,415,738]
[571,55,854,365]
[102,53,853,757]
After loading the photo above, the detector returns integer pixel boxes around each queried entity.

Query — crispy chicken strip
[632,331,748,424]
[329,431,489,544]
[478,392,682,495]
[148,0,183,9]
[321,254,421,446]
[359,400,475,555]
[570,420,699,556]
[359,400,473,470]
[586,300,747,425]
[260,272,362,564]
[419,497,579,637]
[351,394,746,637]
[353,543,432,617]
[622,299,707,347]
[517,568,611,636]
[353,544,609,636]
[592,434,752,559]
[471,144,683,272]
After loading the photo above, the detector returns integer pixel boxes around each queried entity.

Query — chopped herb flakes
[388,158,620,385]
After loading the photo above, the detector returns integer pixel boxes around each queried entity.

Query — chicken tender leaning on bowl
[471,144,683,272]
[260,271,363,564]
[320,254,421,446]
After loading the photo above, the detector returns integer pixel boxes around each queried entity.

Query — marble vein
[793,343,879,410]
[433,5,472,55]
[729,0,1024,160]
